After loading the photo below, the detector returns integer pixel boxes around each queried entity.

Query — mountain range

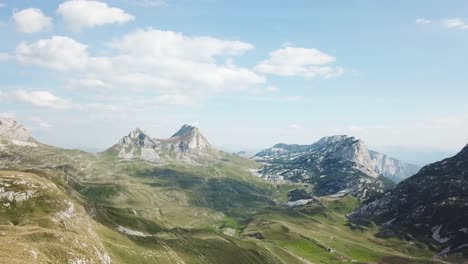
[253,135,420,199]
[0,118,466,263]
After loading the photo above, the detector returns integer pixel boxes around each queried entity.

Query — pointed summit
[171,124,199,138]
[169,124,212,153]
[128,128,150,140]
[106,124,216,163]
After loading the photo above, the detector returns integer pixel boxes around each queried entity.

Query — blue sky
[0,0,467,164]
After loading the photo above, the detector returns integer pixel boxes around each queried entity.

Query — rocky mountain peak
[0,118,32,141]
[169,124,212,152]
[108,124,216,163]
[171,124,199,138]
[128,128,149,139]
[316,135,355,145]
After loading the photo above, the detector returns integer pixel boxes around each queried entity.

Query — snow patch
[328,188,350,198]
[286,199,313,207]
[11,140,37,147]
[431,225,451,243]
[116,225,150,237]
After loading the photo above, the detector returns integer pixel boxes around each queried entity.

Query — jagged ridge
[253,135,410,199]
[348,144,468,255]
[106,124,217,163]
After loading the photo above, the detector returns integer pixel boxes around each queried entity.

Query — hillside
[0,119,450,263]
[349,144,468,260]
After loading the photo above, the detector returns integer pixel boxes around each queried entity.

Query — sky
[0,0,467,164]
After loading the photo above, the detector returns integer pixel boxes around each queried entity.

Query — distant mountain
[0,118,39,149]
[369,150,421,183]
[0,118,33,142]
[105,124,218,163]
[0,119,453,263]
[349,144,468,256]
[253,135,419,199]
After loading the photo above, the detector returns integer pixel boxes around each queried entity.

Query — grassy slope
[0,143,447,263]
[0,170,110,264]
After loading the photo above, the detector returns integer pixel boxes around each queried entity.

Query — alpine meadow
[0,1,467,264]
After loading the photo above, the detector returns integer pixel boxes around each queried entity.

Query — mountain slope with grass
[0,119,452,263]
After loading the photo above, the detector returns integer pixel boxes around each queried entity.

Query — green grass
[0,143,448,263]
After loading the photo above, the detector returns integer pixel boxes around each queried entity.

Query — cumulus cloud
[255,46,343,78]
[14,90,72,109]
[16,36,90,71]
[0,3,6,8]
[443,18,468,30]
[415,18,431,25]
[57,0,134,31]
[155,94,200,107]
[12,8,52,33]
[109,29,254,61]
[14,30,265,101]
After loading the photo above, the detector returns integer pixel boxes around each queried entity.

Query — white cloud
[14,31,265,102]
[12,8,52,33]
[0,112,16,119]
[28,117,53,129]
[249,85,278,95]
[109,28,254,62]
[14,90,72,109]
[266,85,278,92]
[16,36,90,71]
[0,53,10,61]
[155,94,200,107]
[66,78,110,90]
[255,46,344,78]
[443,18,468,30]
[288,124,303,129]
[0,3,5,8]
[415,18,431,25]
[57,0,134,31]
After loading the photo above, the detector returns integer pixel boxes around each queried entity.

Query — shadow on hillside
[136,167,275,218]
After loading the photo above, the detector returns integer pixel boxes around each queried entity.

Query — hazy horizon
[1,0,467,164]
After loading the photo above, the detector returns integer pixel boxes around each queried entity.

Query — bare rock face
[369,150,421,183]
[169,124,211,152]
[0,119,32,141]
[253,135,419,199]
[107,124,216,163]
[349,144,468,256]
